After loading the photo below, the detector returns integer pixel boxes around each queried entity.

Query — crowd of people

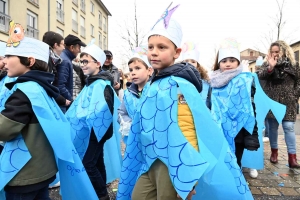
[0,3,299,200]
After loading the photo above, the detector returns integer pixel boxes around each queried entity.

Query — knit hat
[218,38,240,63]
[5,21,49,63]
[182,42,200,63]
[148,3,182,48]
[82,44,106,66]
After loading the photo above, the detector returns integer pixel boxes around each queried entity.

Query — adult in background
[57,34,86,113]
[103,50,121,95]
[257,40,300,168]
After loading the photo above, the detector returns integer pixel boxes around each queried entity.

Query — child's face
[129,60,152,87]
[80,54,100,76]
[0,56,5,70]
[219,57,239,72]
[3,56,30,77]
[184,59,197,68]
[147,35,181,72]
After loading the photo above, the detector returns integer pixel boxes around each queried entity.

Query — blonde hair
[270,40,296,66]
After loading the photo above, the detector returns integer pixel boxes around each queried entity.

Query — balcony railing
[80,26,85,38]
[0,12,11,33]
[99,19,102,29]
[80,2,85,12]
[72,0,78,6]
[28,0,39,6]
[103,24,106,33]
[26,26,39,39]
[56,9,64,23]
[72,20,78,33]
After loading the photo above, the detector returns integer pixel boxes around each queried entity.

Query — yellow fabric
[177,94,199,151]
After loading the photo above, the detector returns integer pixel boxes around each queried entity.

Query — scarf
[210,65,243,88]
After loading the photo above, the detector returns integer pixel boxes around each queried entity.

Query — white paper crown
[130,46,151,68]
[82,44,106,67]
[218,38,240,63]
[0,41,6,57]
[182,42,200,63]
[148,3,182,48]
[255,56,263,66]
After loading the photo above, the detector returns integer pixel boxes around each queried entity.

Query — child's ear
[28,57,36,67]
[174,48,182,59]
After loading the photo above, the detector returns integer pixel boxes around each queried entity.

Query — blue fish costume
[117,63,254,200]
[0,72,98,200]
[65,74,122,184]
[211,72,286,170]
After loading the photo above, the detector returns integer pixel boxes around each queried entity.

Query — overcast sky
[102,0,300,70]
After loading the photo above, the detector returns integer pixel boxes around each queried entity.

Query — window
[72,9,78,32]
[80,16,85,37]
[0,0,8,14]
[103,36,107,50]
[28,0,39,6]
[103,16,106,32]
[90,1,94,14]
[295,50,299,63]
[0,0,10,32]
[98,11,102,29]
[57,27,64,36]
[90,24,94,36]
[80,0,85,12]
[56,0,64,23]
[250,51,253,57]
[26,10,38,39]
[98,32,102,48]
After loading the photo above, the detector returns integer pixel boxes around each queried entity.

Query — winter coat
[257,58,300,121]
[102,64,120,94]
[57,49,75,101]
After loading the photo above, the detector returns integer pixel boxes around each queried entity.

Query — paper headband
[218,38,240,63]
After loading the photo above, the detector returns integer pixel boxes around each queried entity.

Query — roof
[96,0,112,16]
[290,40,300,47]
[240,48,266,56]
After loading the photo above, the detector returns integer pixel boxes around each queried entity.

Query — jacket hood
[6,70,60,98]
[151,62,202,93]
[86,70,114,86]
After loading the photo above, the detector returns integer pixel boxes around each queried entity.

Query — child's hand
[177,189,196,200]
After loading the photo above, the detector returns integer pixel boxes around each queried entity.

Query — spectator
[72,57,85,99]
[57,34,86,112]
[103,50,121,94]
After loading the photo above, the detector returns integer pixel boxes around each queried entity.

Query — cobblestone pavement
[49,135,300,200]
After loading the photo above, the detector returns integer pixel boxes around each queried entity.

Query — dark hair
[128,57,149,69]
[18,56,48,72]
[212,51,240,71]
[42,31,64,48]
[148,34,177,49]
[80,52,97,62]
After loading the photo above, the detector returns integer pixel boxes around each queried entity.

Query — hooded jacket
[102,64,120,94]
[0,70,58,193]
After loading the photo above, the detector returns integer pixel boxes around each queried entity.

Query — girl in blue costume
[65,44,121,200]
[118,46,153,143]
[182,41,210,106]
[0,21,98,200]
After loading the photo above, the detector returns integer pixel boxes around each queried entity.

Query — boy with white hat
[65,44,121,200]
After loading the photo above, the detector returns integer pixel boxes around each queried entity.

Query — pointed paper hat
[255,56,263,66]
[130,46,151,68]
[5,21,49,63]
[218,38,240,63]
[82,43,106,66]
[182,42,200,63]
[0,41,6,57]
[148,3,182,47]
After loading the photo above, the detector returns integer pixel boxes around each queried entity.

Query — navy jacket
[57,49,75,101]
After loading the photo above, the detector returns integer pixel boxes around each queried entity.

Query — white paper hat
[255,56,263,66]
[5,21,49,63]
[0,41,6,57]
[218,38,240,63]
[82,44,106,67]
[182,42,200,63]
[130,46,151,68]
[148,3,182,48]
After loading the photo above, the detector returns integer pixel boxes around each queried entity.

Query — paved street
[49,118,300,200]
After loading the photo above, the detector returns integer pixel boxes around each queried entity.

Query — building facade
[291,41,300,65]
[240,48,266,72]
[0,0,111,49]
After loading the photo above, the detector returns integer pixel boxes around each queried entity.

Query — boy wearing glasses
[57,34,86,113]
[65,44,121,200]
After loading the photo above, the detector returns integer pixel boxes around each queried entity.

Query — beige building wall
[291,42,300,64]
[0,0,110,49]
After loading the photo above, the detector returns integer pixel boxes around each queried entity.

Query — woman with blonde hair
[257,40,300,168]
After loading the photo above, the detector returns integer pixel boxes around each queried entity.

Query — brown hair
[80,52,97,62]
[184,59,209,81]
[18,56,48,72]
[148,34,177,49]
[128,57,149,69]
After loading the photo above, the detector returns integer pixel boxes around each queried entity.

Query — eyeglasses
[79,59,97,66]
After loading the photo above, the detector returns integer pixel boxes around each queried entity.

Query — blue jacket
[57,49,75,101]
